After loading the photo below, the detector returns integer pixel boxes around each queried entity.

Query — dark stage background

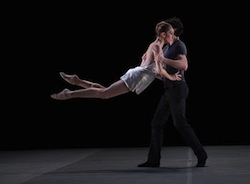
[3,3,249,149]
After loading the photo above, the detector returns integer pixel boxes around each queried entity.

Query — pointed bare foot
[60,72,79,85]
[50,88,70,100]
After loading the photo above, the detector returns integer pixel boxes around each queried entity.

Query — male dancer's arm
[158,54,188,71]
[153,45,181,81]
[141,51,188,71]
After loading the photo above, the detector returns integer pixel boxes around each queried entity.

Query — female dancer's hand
[169,71,182,81]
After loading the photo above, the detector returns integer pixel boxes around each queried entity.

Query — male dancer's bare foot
[50,88,70,100]
[60,72,79,85]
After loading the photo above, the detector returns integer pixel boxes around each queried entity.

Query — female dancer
[51,21,182,100]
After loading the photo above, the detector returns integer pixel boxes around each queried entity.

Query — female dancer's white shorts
[120,66,156,95]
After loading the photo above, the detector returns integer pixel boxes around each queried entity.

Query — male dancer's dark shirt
[163,40,187,86]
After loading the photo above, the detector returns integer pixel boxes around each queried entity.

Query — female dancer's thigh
[104,80,130,98]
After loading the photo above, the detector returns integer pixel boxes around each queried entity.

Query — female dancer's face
[164,27,174,45]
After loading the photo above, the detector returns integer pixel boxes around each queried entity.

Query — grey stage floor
[0,145,249,184]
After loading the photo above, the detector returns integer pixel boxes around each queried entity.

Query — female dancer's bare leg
[50,80,130,100]
[59,72,106,89]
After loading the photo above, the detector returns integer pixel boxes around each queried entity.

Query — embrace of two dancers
[51,21,184,100]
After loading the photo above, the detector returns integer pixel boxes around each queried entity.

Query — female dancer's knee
[96,89,111,99]
[99,92,112,99]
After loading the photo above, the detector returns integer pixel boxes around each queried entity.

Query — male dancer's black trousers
[147,82,207,164]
